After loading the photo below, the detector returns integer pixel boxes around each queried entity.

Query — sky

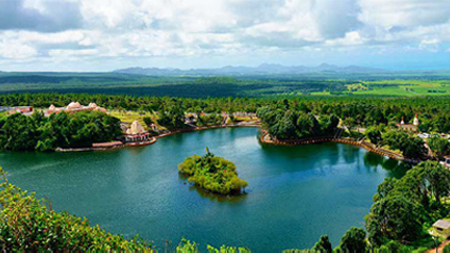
[1,0,450,72]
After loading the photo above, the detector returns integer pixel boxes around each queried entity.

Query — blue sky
[1,0,450,72]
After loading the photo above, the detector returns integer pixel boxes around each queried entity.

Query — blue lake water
[0,127,407,252]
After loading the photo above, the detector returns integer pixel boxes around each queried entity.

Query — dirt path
[428,240,450,253]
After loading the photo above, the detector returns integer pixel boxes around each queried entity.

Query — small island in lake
[178,147,248,195]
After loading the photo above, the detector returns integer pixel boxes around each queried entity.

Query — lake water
[0,127,407,252]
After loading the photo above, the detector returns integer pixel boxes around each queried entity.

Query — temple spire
[413,113,419,126]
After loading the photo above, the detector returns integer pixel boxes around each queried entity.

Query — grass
[109,110,164,130]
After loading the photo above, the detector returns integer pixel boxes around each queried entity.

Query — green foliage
[178,149,248,195]
[382,130,427,158]
[143,116,154,127]
[197,113,223,127]
[157,100,186,130]
[312,235,332,253]
[256,105,339,140]
[427,135,450,159]
[207,244,251,253]
[0,111,121,151]
[3,93,450,134]
[366,161,450,247]
[176,239,198,252]
[365,125,384,145]
[282,235,332,253]
[366,194,423,246]
[338,227,367,252]
[373,240,414,253]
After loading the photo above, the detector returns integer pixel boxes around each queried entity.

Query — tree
[427,136,450,159]
[0,111,121,151]
[398,161,450,206]
[143,117,153,127]
[339,227,367,253]
[158,104,186,130]
[373,177,397,202]
[382,130,427,158]
[312,235,332,253]
[365,126,383,146]
[366,194,423,246]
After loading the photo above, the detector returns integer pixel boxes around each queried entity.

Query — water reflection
[363,152,410,178]
[187,184,248,204]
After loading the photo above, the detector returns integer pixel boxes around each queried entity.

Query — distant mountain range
[113,63,387,76]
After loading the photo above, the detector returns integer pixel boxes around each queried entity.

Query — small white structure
[413,114,420,126]
[418,133,430,139]
[433,220,450,238]
[47,102,106,115]
[123,120,151,143]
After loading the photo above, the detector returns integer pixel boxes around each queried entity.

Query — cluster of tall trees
[364,126,428,158]
[196,114,223,127]
[0,111,121,151]
[257,105,339,140]
[366,161,450,249]
[284,227,367,252]
[156,100,186,130]
[427,135,450,159]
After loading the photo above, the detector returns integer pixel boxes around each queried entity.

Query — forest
[2,71,450,97]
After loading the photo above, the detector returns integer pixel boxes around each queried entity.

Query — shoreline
[56,123,419,164]
[56,121,260,152]
[259,130,420,164]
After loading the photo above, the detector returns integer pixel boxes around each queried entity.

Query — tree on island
[178,147,248,195]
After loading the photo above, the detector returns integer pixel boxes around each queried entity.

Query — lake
[0,127,407,252]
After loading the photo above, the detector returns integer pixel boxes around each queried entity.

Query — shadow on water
[363,152,411,178]
[258,142,345,173]
[188,185,248,204]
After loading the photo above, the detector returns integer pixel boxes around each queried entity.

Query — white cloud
[48,48,98,57]
[357,0,450,29]
[1,0,450,70]
[0,40,37,59]
[326,31,367,46]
